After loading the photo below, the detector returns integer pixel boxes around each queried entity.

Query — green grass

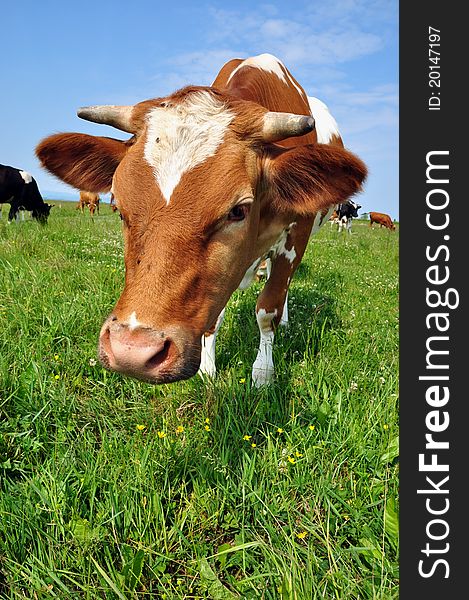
[0,202,399,599]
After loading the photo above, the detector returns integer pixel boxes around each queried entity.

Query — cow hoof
[252,366,274,387]
[198,365,216,379]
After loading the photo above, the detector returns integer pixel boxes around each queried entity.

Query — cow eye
[227,204,249,222]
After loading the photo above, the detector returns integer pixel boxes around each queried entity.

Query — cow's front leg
[198,308,226,379]
[252,305,278,386]
[252,219,315,386]
[261,258,288,328]
[252,232,303,385]
[8,205,18,222]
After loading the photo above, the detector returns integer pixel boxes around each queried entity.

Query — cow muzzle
[98,316,201,383]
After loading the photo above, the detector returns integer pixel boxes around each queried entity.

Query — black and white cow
[336,200,361,233]
[0,164,52,223]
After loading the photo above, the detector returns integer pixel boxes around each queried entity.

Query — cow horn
[262,112,315,143]
[77,105,136,134]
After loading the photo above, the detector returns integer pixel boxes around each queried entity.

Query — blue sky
[1,0,398,218]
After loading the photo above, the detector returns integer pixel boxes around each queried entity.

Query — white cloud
[205,7,384,66]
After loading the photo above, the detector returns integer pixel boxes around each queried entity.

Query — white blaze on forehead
[128,311,141,331]
[307,96,340,143]
[144,91,234,204]
[19,170,33,184]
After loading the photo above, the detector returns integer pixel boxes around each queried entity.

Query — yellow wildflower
[204,425,211,432]
[287,456,296,464]
[157,430,166,438]
[136,424,145,431]
[277,427,284,434]
[54,374,60,380]
[251,443,257,448]
[176,425,184,434]
[239,378,246,384]
[309,425,315,431]
[243,435,252,441]
[54,354,59,361]
[204,418,210,424]
[296,531,307,539]
[295,451,303,458]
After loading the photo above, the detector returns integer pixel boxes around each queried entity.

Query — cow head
[348,200,361,218]
[32,203,53,224]
[36,86,366,383]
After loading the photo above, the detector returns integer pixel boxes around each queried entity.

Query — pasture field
[0,202,399,599]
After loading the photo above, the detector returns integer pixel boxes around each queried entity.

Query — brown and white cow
[329,209,340,228]
[78,190,100,216]
[36,53,367,386]
[369,211,395,230]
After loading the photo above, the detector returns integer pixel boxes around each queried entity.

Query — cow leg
[198,308,226,378]
[264,258,289,326]
[8,205,18,222]
[346,218,352,234]
[252,306,277,386]
[252,223,310,386]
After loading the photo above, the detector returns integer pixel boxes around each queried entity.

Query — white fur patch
[128,311,141,330]
[311,207,335,236]
[228,53,287,85]
[280,294,289,326]
[307,97,340,143]
[270,224,297,264]
[144,91,234,203]
[19,170,32,184]
[198,309,226,378]
[227,53,306,99]
[238,258,262,290]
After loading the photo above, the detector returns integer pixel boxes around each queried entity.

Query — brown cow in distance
[36,53,367,386]
[369,211,395,230]
[77,190,100,216]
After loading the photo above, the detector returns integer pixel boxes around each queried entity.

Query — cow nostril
[100,325,111,352]
[145,339,172,370]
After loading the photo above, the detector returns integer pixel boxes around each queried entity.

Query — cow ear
[264,144,367,216]
[36,133,130,193]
